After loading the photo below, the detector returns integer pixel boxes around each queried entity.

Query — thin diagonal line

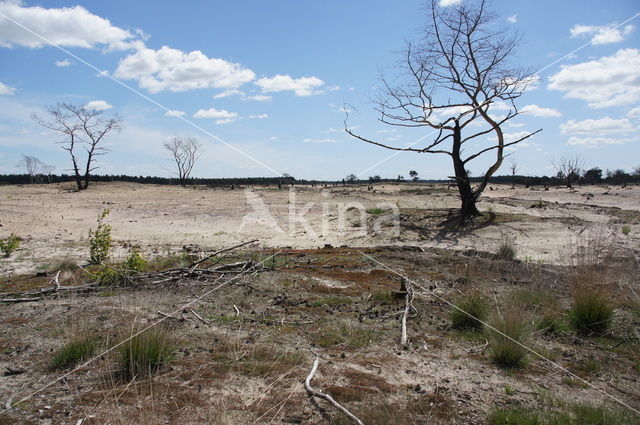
[0,12,282,177]
[1,246,280,414]
[358,250,640,416]
[353,11,640,178]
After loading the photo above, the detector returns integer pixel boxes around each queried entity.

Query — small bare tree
[553,154,584,189]
[509,159,518,189]
[32,103,122,190]
[164,136,203,187]
[17,154,43,183]
[346,0,541,223]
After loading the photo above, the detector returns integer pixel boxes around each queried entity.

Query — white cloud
[0,1,141,50]
[247,114,268,119]
[627,106,640,118]
[164,109,185,117]
[507,14,518,24]
[114,46,256,93]
[84,100,112,111]
[439,0,462,6]
[255,74,324,96]
[303,138,336,144]
[559,117,634,136]
[213,89,243,99]
[520,104,562,117]
[54,59,71,67]
[245,94,272,101]
[570,23,634,45]
[507,122,525,128]
[0,81,15,95]
[567,136,631,147]
[548,49,640,108]
[193,107,238,124]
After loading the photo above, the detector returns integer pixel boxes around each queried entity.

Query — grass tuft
[450,292,491,330]
[568,286,614,336]
[119,326,174,380]
[52,334,100,370]
[487,308,529,368]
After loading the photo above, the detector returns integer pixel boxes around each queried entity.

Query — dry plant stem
[400,278,415,348]
[304,355,364,425]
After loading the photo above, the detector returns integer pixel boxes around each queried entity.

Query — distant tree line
[0,173,296,187]
[2,167,638,188]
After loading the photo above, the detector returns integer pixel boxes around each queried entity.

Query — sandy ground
[1,182,639,274]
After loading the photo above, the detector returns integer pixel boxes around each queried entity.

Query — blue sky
[0,0,639,180]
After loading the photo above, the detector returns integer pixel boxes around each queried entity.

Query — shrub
[52,335,100,370]
[621,225,630,235]
[88,209,112,264]
[450,292,491,330]
[119,326,174,380]
[568,287,614,336]
[366,207,386,215]
[487,308,529,368]
[124,248,147,273]
[0,233,21,258]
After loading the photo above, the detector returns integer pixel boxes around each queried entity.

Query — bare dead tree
[509,158,518,189]
[32,103,122,191]
[345,0,541,223]
[17,154,43,183]
[552,154,584,189]
[163,136,203,187]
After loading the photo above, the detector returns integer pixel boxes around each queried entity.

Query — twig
[190,309,210,324]
[305,355,364,425]
[233,304,240,315]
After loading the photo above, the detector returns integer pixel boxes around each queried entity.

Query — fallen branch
[400,278,414,348]
[187,239,258,273]
[305,355,364,425]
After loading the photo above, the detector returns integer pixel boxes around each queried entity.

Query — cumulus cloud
[548,49,640,108]
[255,74,324,96]
[193,107,238,124]
[570,23,634,45]
[559,117,634,136]
[439,0,462,6]
[245,94,272,101]
[164,109,185,117]
[0,1,141,50]
[114,46,255,93]
[303,138,336,144]
[0,81,15,95]
[83,100,112,111]
[54,59,71,67]
[213,89,243,99]
[627,106,640,118]
[520,104,562,117]
[567,136,631,147]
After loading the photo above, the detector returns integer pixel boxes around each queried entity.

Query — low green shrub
[124,248,147,273]
[0,233,21,258]
[88,209,112,264]
[450,292,491,330]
